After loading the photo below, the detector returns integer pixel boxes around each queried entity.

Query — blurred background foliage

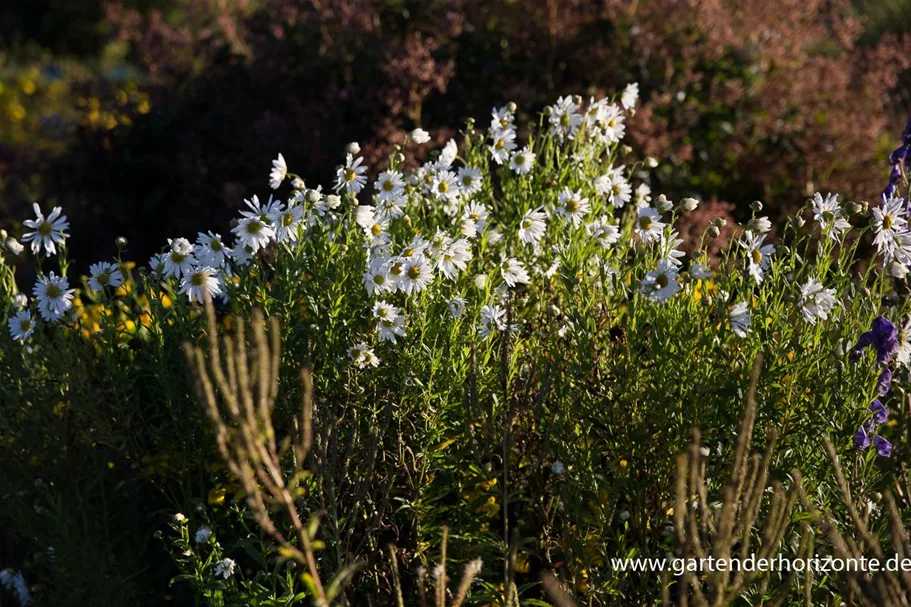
[2,0,911,269]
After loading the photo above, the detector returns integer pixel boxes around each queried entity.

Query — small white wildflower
[22,203,69,257]
[500,257,530,287]
[518,208,547,246]
[349,342,380,368]
[8,310,35,342]
[88,261,124,292]
[799,278,838,324]
[410,128,431,144]
[335,153,368,195]
[269,153,287,189]
[448,297,467,318]
[729,302,751,337]
[214,558,236,579]
[194,527,213,544]
[810,192,851,239]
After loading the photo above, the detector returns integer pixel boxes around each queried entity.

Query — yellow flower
[208,486,228,506]
[22,80,37,95]
[514,554,530,573]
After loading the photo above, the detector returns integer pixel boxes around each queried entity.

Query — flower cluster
[851,317,899,458]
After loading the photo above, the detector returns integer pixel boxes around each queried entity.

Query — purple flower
[883,112,911,201]
[877,367,893,396]
[852,316,898,364]
[874,435,893,458]
[855,425,871,450]
[869,399,889,425]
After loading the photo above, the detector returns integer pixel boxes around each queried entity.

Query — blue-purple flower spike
[877,368,893,396]
[852,316,898,364]
[855,425,871,450]
[883,112,911,202]
[874,435,893,458]
[869,399,889,425]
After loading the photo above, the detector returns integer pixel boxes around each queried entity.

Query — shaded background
[2,0,911,270]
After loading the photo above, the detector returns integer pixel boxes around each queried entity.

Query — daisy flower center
[499,118,508,128]
[371,224,383,237]
[884,214,894,230]
[19,319,31,332]
[608,118,616,128]
[638,216,652,230]
[382,180,394,192]
[462,176,474,187]
[47,284,61,299]
[390,262,403,276]
[495,139,505,150]
[751,249,763,265]
[211,240,223,252]
[407,266,421,280]
[822,210,835,224]
[656,273,669,289]
[403,248,415,257]
[522,219,532,229]
[246,221,262,235]
[438,181,449,194]
[373,274,385,285]
[191,273,206,287]
[38,221,52,236]
[171,252,186,263]
[97,273,110,285]
[515,154,526,165]
[567,199,579,213]
[283,213,295,227]
[560,113,570,127]
[345,168,357,183]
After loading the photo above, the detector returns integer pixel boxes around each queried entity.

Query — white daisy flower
[634,183,652,207]
[479,302,508,337]
[355,205,376,230]
[634,206,665,244]
[88,261,124,292]
[163,237,198,278]
[373,301,407,343]
[375,197,404,222]
[594,102,625,143]
[349,342,379,368]
[22,203,70,257]
[195,232,231,269]
[661,230,686,269]
[13,293,27,308]
[640,261,680,302]
[461,202,489,238]
[335,153,368,195]
[410,128,431,144]
[363,257,393,296]
[374,170,405,203]
[518,208,548,246]
[269,153,287,189]
[729,302,751,337]
[587,216,620,248]
[436,239,473,280]
[488,128,517,165]
[556,188,590,227]
[180,266,223,303]
[500,257,530,287]
[148,253,167,278]
[750,216,772,233]
[33,271,75,322]
[8,309,36,342]
[810,192,851,239]
[232,241,254,266]
[739,231,775,283]
[448,297,467,318]
[214,558,236,580]
[437,139,458,169]
[232,215,275,254]
[432,170,460,201]
[509,146,536,175]
[269,202,305,243]
[896,318,911,367]
[689,263,713,280]
[872,194,908,262]
[458,167,483,196]
[490,105,515,132]
[549,95,582,141]
[621,82,639,110]
[400,256,433,295]
[799,278,838,324]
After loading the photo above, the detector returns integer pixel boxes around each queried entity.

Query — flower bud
[409,128,430,144]
[572,95,582,106]
[712,218,728,228]
[845,201,863,215]
[749,216,772,233]
[291,177,305,191]
[345,141,361,155]
[5,237,24,255]
[707,226,721,239]
[13,294,27,308]
[0,229,7,239]
[657,195,673,212]
[750,200,763,212]
[474,274,488,289]
[115,236,128,250]
[543,106,553,117]
[645,156,659,168]
[507,102,517,113]
[680,197,699,212]
[621,145,633,156]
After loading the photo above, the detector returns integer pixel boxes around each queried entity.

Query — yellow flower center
[47,284,61,299]
[638,216,652,230]
[438,181,449,194]
[382,180,394,192]
[884,214,894,230]
[751,249,762,265]
[38,221,52,236]
[495,139,505,150]
[407,266,421,280]
[345,168,357,182]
